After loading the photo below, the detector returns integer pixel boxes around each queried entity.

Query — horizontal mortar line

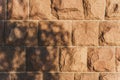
[0,20,120,21]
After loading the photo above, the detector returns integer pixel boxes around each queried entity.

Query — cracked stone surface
[38,21,72,46]
[106,0,120,19]
[7,0,29,20]
[60,47,87,72]
[5,21,38,46]
[75,73,99,80]
[99,21,120,46]
[26,47,58,72]
[87,47,115,72]
[73,21,99,46]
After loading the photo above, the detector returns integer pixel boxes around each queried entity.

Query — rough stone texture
[116,47,120,72]
[30,0,53,20]
[43,73,74,80]
[100,73,120,80]
[26,47,58,72]
[0,47,25,72]
[87,47,115,72]
[7,0,29,20]
[83,0,106,19]
[60,47,87,72]
[0,21,4,45]
[52,0,84,20]
[106,0,120,19]
[5,21,38,46]
[0,73,10,80]
[73,21,99,46]
[74,73,99,80]
[0,0,5,19]
[11,73,42,80]
[39,21,72,46]
[99,21,120,46]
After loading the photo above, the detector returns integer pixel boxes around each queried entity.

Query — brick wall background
[0,0,120,80]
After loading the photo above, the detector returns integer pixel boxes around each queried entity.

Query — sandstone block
[26,47,58,72]
[87,47,115,72]
[99,21,120,46]
[7,0,29,20]
[39,21,72,46]
[0,47,25,72]
[5,21,38,46]
[73,21,99,46]
[116,47,120,72]
[106,0,120,19]
[75,73,99,80]
[52,0,84,19]
[60,47,87,72]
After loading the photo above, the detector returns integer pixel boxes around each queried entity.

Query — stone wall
[0,0,120,80]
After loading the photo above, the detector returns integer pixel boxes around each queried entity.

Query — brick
[100,73,120,80]
[5,21,38,46]
[106,0,120,19]
[99,21,120,46]
[43,73,74,80]
[51,0,84,19]
[83,0,106,19]
[0,21,4,45]
[73,21,99,46]
[87,47,115,72]
[26,47,58,72]
[116,47,120,72]
[0,73,10,80]
[60,47,87,72]
[30,0,53,20]
[11,73,42,80]
[0,0,5,19]
[74,73,99,80]
[0,47,25,72]
[7,0,29,20]
[38,21,72,46]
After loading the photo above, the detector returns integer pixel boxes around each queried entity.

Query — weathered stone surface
[106,0,120,19]
[39,21,72,46]
[116,47,120,72]
[0,21,4,45]
[52,0,84,19]
[26,47,58,72]
[11,73,42,80]
[83,0,106,19]
[0,0,5,19]
[87,47,115,72]
[75,73,99,80]
[7,0,29,20]
[30,0,53,20]
[73,21,99,46]
[0,73,10,80]
[100,73,120,80]
[60,47,87,72]
[5,21,38,46]
[0,47,25,72]
[43,73,74,80]
[99,21,120,46]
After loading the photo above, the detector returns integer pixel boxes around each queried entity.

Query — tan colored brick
[30,0,53,20]
[99,21,120,46]
[87,47,115,72]
[5,21,38,46]
[116,47,120,72]
[39,21,72,46]
[52,0,84,19]
[7,0,29,20]
[60,47,87,72]
[83,0,106,19]
[100,73,120,80]
[75,73,99,80]
[73,21,99,46]
[106,0,120,19]
[26,47,58,72]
